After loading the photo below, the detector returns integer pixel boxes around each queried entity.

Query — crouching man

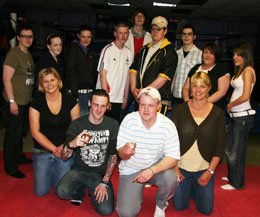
[116,87,180,217]
[57,89,119,216]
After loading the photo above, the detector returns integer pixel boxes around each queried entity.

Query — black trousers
[2,100,29,174]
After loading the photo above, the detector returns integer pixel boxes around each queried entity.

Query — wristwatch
[9,99,15,103]
[207,168,214,174]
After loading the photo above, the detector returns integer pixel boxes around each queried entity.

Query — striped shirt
[173,45,202,98]
[117,112,180,175]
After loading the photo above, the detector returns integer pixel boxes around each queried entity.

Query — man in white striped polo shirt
[116,87,180,217]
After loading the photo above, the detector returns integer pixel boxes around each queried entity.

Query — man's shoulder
[71,114,89,125]
[6,46,20,57]
[156,113,178,133]
[177,47,183,53]
[103,42,114,51]
[121,112,139,126]
[103,115,119,126]
[123,45,132,54]
[192,44,202,53]
[100,42,114,56]
[4,47,22,66]
[162,41,177,53]
[157,112,173,123]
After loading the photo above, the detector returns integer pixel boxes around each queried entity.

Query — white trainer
[221,177,229,181]
[221,184,236,190]
[154,205,165,217]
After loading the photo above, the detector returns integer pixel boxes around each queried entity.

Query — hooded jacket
[130,38,177,101]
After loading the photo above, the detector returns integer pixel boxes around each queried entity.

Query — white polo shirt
[117,111,180,175]
[96,42,133,103]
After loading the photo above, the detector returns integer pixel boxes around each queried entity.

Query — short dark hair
[90,89,110,104]
[182,23,196,35]
[114,21,129,31]
[46,33,62,45]
[129,7,148,30]
[203,42,220,61]
[78,25,92,35]
[16,23,34,36]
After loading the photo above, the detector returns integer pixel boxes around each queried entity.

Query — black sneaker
[70,199,82,206]
[8,170,26,178]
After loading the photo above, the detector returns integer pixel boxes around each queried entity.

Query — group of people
[1,6,256,217]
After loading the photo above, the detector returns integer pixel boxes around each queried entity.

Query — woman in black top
[182,43,230,109]
[35,34,64,95]
[29,67,80,196]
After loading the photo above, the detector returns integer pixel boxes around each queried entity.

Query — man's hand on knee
[94,184,108,203]
[132,168,154,183]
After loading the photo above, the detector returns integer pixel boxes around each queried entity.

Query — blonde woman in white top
[221,42,256,190]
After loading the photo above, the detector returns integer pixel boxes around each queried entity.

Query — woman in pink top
[221,42,256,190]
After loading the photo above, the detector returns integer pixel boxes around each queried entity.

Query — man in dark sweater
[57,89,119,216]
[65,25,97,116]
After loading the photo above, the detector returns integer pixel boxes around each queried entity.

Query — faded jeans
[57,168,115,216]
[33,148,74,196]
[225,115,255,189]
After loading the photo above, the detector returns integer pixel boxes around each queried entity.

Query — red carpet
[1,152,260,217]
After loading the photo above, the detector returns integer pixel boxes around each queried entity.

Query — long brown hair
[232,42,253,78]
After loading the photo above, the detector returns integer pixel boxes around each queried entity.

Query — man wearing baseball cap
[116,87,180,217]
[129,16,178,116]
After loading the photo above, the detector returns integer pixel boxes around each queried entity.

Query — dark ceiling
[4,0,260,22]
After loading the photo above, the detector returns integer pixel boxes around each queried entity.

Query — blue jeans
[225,115,255,189]
[57,168,115,216]
[33,148,74,197]
[78,92,92,116]
[172,168,215,215]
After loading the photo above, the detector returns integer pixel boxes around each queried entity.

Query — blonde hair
[190,71,211,87]
[38,67,63,93]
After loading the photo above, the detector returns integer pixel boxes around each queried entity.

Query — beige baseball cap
[137,87,161,102]
[151,16,168,28]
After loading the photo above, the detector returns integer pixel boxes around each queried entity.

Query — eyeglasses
[19,35,34,39]
[182,32,194,37]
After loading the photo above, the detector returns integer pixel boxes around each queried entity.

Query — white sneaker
[221,177,229,181]
[221,184,236,190]
[70,199,82,205]
[154,205,165,217]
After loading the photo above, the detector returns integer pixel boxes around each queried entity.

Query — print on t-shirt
[26,60,35,85]
[80,130,110,167]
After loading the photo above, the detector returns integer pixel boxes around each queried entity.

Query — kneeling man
[57,89,119,216]
[116,87,180,217]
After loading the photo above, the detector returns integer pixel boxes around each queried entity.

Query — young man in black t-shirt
[57,89,119,216]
